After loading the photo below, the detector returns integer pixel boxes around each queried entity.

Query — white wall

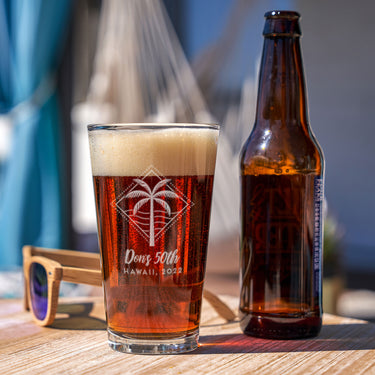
[297,0,375,270]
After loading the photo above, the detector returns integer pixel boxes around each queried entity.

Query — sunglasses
[23,246,102,326]
[23,246,236,326]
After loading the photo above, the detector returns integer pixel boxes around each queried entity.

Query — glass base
[107,329,199,354]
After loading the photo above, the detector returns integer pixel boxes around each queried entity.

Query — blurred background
[0,0,374,320]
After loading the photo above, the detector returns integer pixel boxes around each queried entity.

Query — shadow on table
[197,323,375,354]
[51,302,106,330]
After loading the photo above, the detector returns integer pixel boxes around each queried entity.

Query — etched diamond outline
[112,166,194,246]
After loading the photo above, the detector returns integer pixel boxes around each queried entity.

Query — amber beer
[240,11,324,339]
[88,124,219,354]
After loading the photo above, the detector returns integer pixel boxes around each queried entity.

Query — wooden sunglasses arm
[62,267,102,287]
[23,246,100,269]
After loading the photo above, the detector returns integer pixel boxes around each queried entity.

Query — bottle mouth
[263,10,301,37]
[264,10,300,19]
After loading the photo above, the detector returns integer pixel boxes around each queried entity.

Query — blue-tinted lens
[30,263,48,320]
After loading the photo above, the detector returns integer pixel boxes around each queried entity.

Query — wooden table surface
[1,295,375,375]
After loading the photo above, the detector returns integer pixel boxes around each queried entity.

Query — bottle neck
[255,35,308,127]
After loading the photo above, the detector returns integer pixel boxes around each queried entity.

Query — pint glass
[88,123,219,354]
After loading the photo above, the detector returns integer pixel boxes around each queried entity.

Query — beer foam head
[88,124,219,176]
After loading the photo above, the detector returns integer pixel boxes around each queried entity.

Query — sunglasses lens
[30,262,48,320]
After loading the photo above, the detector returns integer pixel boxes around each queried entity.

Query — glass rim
[87,122,220,131]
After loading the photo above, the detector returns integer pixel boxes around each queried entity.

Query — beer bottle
[239,11,324,339]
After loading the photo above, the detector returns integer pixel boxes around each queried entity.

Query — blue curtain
[0,0,72,267]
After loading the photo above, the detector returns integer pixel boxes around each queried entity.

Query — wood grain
[0,296,374,374]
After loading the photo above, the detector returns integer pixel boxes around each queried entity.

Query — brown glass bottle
[239,11,324,339]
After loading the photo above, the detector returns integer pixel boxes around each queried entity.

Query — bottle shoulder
[240,123,324,175]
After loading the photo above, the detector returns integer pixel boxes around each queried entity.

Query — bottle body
[239,11,324,339]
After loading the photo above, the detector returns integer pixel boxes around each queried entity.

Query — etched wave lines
[125,209,179,236]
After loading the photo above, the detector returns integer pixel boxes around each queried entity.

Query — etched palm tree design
[125,178,179,246]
